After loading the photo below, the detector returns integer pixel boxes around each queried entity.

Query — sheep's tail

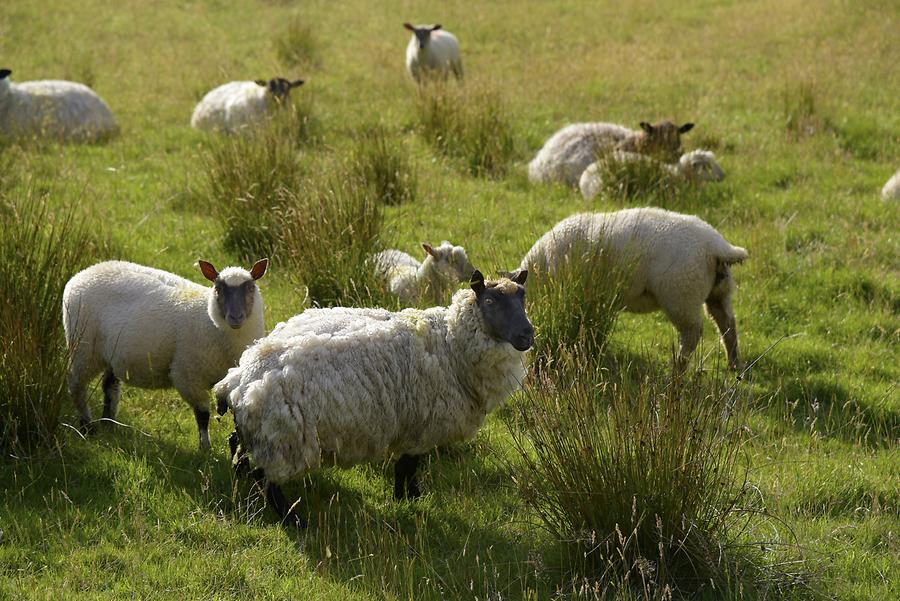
[715,241,749,265]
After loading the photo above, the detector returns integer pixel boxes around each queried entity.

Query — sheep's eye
[484,298,495,305]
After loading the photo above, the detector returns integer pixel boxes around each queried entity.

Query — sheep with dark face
[215,270,532,527]
[62,259,268,449]
[616,120,695,162]
[404,23,463,82]
[190,77,304,133]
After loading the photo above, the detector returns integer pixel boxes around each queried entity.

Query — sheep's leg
[393,454,421,500]
[172,373,212,451]
[667,311,704,372]
[193,408,211,451]
[706,297,742,371]
[251,467,305,529]
[229,429,250,475]
[67,359,99,433]
[101,368,120,422]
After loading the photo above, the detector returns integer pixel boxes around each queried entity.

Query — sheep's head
[200,258,268,330]
[471,269,534,352]
[404,23,442,50]
[422,240,475,285]
[0,69,11,95]
[621,120,694,162]
[679,150,725,182]
[0,69,10,80]
[255,78,304,103]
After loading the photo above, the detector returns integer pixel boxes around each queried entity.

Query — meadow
[0,0,898,599]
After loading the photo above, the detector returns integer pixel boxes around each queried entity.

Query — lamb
[63,258,269,450]
[579,149,725,200]
[882,168,900,201]
[520,208,747,370]
[527,120,695,187]
[0,68,117,142]
[404,23,463,82]
[372,240,474,305]
[214,270,533,527]
[190,78,304,134]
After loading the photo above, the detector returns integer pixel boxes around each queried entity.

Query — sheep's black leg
[251,467,305,529]
[101,368,120,421]
[194,408,211,450]
[229,430,250,475]
[393,454,421,500]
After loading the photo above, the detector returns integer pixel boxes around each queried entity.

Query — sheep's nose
[226,314,245,329]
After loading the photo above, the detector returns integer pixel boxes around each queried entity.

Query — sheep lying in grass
[521,208,747,370]
[404,23,463,82]
[579,149,725,200]
[528,120,695,187]
[882,168,900,200]
[0,68,117,142]
[63,259,268,449]
[191,78,304,134]
[373,241,474,305]
[215,270,533,527]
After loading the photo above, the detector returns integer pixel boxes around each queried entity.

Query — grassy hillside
[1,1,897,599]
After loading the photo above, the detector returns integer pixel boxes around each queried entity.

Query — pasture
[0,0,897,599]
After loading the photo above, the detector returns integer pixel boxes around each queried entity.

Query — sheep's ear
[198,260,219,282]
[470,270,486,295]
[510,269,528,285]
[250,258,269,280]
[254,79,267,87]
[403,22,415,31]
[640,122,654,133]
[431,24,442,31]
[0,69,11,80]
[422,243,436,257]
[291,79,304,88]
[679,123,695,134]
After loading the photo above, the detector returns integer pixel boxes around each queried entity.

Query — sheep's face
[200,258,268,330]
[634,120,694,162]
[0,69,11,96]
[423,241,475,284]
[472,270,534,352]
[255,78,304,103]
[680,151,725,182]
[404,23,442,50]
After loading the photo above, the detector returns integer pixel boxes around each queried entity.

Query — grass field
[1,0,898,599]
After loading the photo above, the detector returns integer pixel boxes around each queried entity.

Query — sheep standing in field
[579,149,725,200]
[63,258,269,449]
[521,208,747,370]
[404,23,463,82]
[882,168,900,201]
[528,120,695,187]
[190,78,304,134]
[214,270,533,527]
[0,68,117,142]
[372,240,474,305]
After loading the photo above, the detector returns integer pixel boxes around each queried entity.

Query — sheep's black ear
[250,258,269,280]
[640,121,654,133]
[254,79,267,87]
[679,122,695,134]
[0,69,11,80]
[403,22,415,31]
[198,260,219,282]
[422,243,436,257]
[431,24,442,31]
[470,270,486,295]
[291,79,304,88]
[511,269,528,285]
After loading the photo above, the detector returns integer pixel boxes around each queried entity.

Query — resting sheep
[521,208,747,370]
[191,78,304,134]
[528,120,695,187]
[404,23,463,82]
[63,258,269,449]
[0,68,117,142]
[372,240,474,305]
[214,270,533,527]
[579,149,725,200]
[882,168,900,201]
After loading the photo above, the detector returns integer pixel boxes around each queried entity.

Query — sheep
[214,270,533,527]
[62,258,269,450]
[403,23,463,82]
[527,120,695,187]
[882,168,900,201]
[579,149,725,200]
[521,208,747,370]
[0,68,117,142]
[372,240,474,305]
[190,78,304,134]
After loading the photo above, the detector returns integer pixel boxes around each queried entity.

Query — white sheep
[579,149,725,200]
[372,240,474,305]
[214,270,533,526]
[63,258,269,449]
[190,78,304,134]
[403,23,463,82]
[882,168,900,201]
[528,120,695,187]
[0,68,117,142]
[521,208,747,370]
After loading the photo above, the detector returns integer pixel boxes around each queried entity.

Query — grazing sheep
[882,168,900,201]
[579,149,725,200]
[190,78,304,134]
[0,68,117,142]
[403,23,463,82]
[527,120,694,187]
[373,240,474,305]
[521,208,747,370]
[63,258,269,449]
[214,270,533,527]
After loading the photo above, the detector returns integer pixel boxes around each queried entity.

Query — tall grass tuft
[352,125,417,206]
[592,150,690,206]
[414,78,516,177]
[275,17,320,69]
[0,192,98,452]
[782,81,821,138]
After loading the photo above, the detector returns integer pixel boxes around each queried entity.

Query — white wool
[373,241,473,305]
[882,168,900,201]
[405,27,463,82]
[63,261,265,448]
[214,286,527,484]
[0,75,117,142]
[521,208,748,369]
[191,81,277,133]
[527,122,634,186]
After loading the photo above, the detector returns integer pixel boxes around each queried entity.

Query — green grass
[1,0,898,599]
